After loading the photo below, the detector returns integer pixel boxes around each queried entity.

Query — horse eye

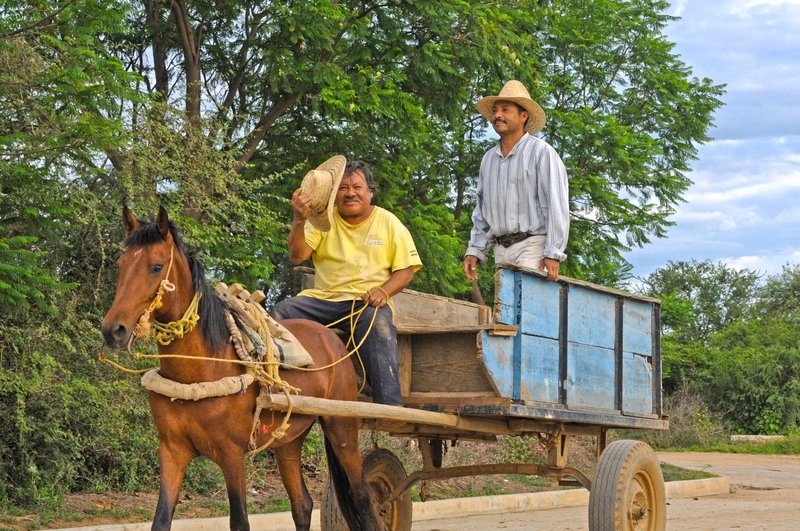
[151,264,164,273]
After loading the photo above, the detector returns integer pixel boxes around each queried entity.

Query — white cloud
[774,205,800,223]
[685,171,800,204]
[682,209,770,231]
[731,0,800,16]
[726,248,800,276]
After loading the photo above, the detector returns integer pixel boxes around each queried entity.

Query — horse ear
[156,206,170,240]
[122,206,139,236]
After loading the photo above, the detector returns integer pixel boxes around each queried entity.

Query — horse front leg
[217,448,250,531]
[152,442,193,531]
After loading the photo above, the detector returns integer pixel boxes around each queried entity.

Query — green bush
[498,434,545,464]
[1,312,159,508]
[703,319,800,434]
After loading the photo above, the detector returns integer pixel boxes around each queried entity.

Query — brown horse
[101,206,382,531]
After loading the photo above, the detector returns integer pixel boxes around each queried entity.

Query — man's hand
[287,188,314,264]
[362,286,388,307]
[543,258,560,281]
[291,188,311,222]
[463,255,479,281]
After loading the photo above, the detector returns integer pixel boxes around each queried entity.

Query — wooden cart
[274,264,669,530]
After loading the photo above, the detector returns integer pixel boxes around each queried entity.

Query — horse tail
[324,436,371,531]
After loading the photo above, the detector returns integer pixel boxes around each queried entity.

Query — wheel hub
[628,480,651,529]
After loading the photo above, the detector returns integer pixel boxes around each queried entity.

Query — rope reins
[104,293,377,382]
[104,297,377,376]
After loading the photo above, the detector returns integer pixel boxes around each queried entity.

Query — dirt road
[413,452,800,530]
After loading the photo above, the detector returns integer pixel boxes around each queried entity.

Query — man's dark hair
[515,103,530,130]
[345,160,378,193]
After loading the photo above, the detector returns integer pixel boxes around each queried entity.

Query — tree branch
[164,0,201,122]
[235,95,298,172]
[3,0,76,38]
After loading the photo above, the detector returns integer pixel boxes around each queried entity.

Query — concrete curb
[49,476,729,531]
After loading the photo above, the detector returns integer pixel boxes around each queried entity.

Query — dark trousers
[272,296,403,406]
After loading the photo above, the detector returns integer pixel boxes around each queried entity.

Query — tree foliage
[640,259,760,342]
[539,0,724,283]
[755,264,800,323]
[640,259,761,395]
[65,0,722,292]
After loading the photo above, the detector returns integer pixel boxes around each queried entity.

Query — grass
[0,505,152,531]
[661,433,800,455]
[660,463,715,482]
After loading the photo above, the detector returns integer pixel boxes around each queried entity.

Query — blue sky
[622,0,800,280]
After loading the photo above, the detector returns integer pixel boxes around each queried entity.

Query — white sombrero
[476,80,547,134]
[300,155,346,232]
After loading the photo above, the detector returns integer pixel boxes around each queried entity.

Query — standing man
[463,80,569,282]
[273,157,422,406]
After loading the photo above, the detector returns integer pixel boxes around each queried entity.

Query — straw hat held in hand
[292,155,347,232]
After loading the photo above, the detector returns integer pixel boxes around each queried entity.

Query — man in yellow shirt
[273,159,422,406]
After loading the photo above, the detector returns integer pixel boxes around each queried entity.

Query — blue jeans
[271,296,403,406]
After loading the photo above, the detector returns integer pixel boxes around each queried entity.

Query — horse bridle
[129,245,177,349]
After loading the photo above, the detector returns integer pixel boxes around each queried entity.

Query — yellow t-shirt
[298,206,422,304]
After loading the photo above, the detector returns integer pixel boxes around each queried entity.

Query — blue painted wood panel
[567,287,616,349]
[495,269,517,325]
[480,332,514,398]
[622,352,653,414]
[623,300,653,356]
[519,274,560,339]
[519,334,560,403]
[566,342,615,410]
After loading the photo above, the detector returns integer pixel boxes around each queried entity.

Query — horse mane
[124,219,230,351]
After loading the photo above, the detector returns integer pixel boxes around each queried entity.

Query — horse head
[101,206,189,350]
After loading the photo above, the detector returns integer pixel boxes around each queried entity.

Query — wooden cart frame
[286,265,669,530]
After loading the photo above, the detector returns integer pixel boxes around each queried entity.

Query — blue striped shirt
[466,133,569,264]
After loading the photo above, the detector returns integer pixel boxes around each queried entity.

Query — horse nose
[102,320,130,349]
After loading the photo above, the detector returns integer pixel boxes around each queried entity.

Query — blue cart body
[395,265,666,431]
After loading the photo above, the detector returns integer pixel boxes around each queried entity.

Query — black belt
[495,232,534,248]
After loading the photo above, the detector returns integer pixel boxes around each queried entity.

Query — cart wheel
[588,439,666,531]
[321,448,412,531]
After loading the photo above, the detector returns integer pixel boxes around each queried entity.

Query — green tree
[537,0,724,284]
[640,260,760,342]
[756,264,800,323]
[639,260,760,394]
[1,0,154,506]
[93,0,723,293]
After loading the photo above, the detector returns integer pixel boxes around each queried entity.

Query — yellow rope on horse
[152,293,201,345]
[103,299,378,374]
[98,350,153,374]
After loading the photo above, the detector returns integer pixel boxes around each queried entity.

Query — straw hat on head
[299,155,346,232]
[476,80,546,134]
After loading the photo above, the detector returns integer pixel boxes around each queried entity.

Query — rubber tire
[588,439,666,531]
[321,448,412,531]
